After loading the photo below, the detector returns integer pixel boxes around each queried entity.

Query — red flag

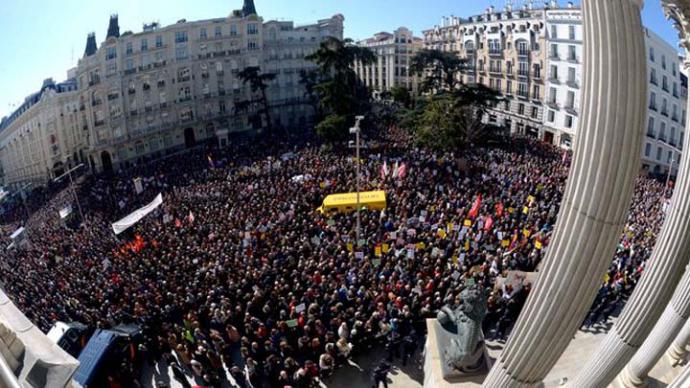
[495,203,504,218]
[175,219,182,228]
[484,216,493,232]
[468,195,482,219]
[397,163,407,179]
[509,231,519,250]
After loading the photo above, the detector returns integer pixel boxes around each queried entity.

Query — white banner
[133,177,144,194]
[111,193,163,235]
[59,205,72,219]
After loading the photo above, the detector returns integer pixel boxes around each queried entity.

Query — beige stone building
[0,78,87,188]
[422,5,547,137]
[0,0,343,184]
[353,27,423,95]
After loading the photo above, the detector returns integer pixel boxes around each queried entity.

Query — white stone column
[573,3,690,386]
[668,316,690,362]
[481,0,647,386]
[669,362,690,388]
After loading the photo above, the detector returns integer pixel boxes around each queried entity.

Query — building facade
[543,8,687,175]
[423,5,548,138]
[0,78,87,188]
[0,0,343,185]
[353,27,423,95]
[424,2,687,175]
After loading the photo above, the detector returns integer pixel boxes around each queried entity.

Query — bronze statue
[436,285,490,374]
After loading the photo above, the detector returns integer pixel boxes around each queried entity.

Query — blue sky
[0,0,682,119]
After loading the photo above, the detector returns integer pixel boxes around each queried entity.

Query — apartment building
[422,4,547,137]
[424,1,687,175]
[353,27,423,95]
[0,0,344,185]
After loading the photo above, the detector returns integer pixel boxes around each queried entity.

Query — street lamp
[350,115,365,245]
[54,163,85,224]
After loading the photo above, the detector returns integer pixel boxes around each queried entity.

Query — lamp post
[349,116,365,245]
[664,152,676,200]
[54,163,85,224]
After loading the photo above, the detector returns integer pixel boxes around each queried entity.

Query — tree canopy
[410,49,467,93]
[305,37,376,142]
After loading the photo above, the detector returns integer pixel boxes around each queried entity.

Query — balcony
[517,90,529,99]
[550,53,560,60]
[518,50,530,57]
[661,109,669,117]
[567,80,579,89]
[517,70,529,78]
[489,68,502,75]
[178,96,192,103]
[488,49,503,57]
[659,135,667,143]
[547,100,560,110]
[647,131,656,139]
[567,56,579,64]
[549,76,560,84]
[124,68,136,75]
[153,61,167,68]
[649,104,658,112]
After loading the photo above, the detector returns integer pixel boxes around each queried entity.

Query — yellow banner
[347,243,353,252]
[501,239,510,247]
[464,219,472,227]
[375,246,382,257]
[535,240,543,250]
[382,243,390,253]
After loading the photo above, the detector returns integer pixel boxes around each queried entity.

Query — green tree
[237,66,276,131]
[305,37,376,141]
[414,84,500,150]
[299,69,323,120]
[410,49,466,92]
[389,86,412,108]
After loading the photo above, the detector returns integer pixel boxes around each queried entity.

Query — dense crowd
[0,127,669,387]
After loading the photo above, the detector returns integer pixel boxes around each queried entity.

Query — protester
[0,126,668,387]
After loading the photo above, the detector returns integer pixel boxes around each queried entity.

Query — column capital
[662,0,690,53]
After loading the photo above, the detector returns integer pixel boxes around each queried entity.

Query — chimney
[242,0,257,17]
[106,14,120,39]
[84,33,97,57]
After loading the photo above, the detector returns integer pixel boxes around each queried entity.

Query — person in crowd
[0,127,668,387]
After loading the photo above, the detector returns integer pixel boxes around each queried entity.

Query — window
[141,39,148,51]
[550,65,558,80]
[650,69,657,85]
[215,26,222,37]
[566,91,575,109]
[568,67,576,84]
[662,55,667,70]
[565,115,573,128]
[106,47,117,60]
[648,117,655,135]
[550,44,558,59]
[248,41,258,50]
[517,40,529,55]
[569,25,576,40]
[568,45,577,61]
[657,146,662,161]
[200,28,207,39]
[126,42,133,55]
[550,25,558,39]
[518,103,525,115]
[549,87,557,104]
[175,31,188,43]
[248,24,259,35]
[671,127,676,142]
[668,151,673,163]
[126,58,134,70]
[663,75,669,91]
[518,82,528,97]
[660,122,667,140]
[531,106,539,119]
[548,110,555,122]
[645,143,651,157]
[176,47,188,60]
[532,84,540,99]
[156,35,163,48]
[518,61,529,76]
[230,24,238,36]
[533,64,541,79]
[650,92,657,110]
[649,47,655,62]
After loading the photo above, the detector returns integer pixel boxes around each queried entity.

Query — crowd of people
[0,126,669,387]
